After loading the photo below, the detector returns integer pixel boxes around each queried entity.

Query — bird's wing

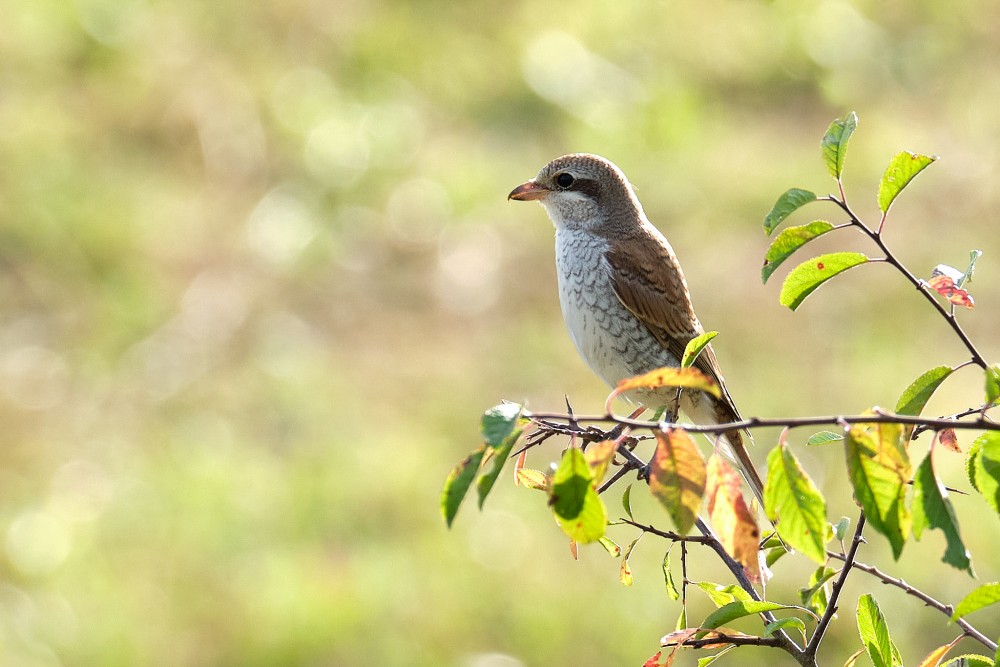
[603,228,736,411]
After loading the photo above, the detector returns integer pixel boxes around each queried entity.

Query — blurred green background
[2,0,999,665]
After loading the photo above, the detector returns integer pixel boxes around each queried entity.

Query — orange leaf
[649,429,707,534]
[706,455,762,583]
[928,274,974,309]
[936,428,961,454]
[513,447,528,484]
[611,366,722,399]
[642,651,663,667]
[569,539,578,561]
[917,635,963,667]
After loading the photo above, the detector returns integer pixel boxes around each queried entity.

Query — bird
[508,153,765,505]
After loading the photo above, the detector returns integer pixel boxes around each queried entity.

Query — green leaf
[822,112,858,178]
[550,448,607,543]
[697,646,737,666]
[972,432,1000,514]
[877,151,937,214]
[857,594,901,667]
[701,600,800,633]
[912,452,974,575]
[481,403,522,447]
[695,581,753,607]
[779,252,870,311]
[958,249,983,288]
[681,331,718,369]
[799,566,836,616]
[833,517,851,542]
[765,617,807,642]
[765,443,829,564]
[764,188,818,235]
[952,582,1000,621]
[599,536,621,558]
[441,446,486,527]
[762,220,836,284]
[986,364,1000,406]
[622,483,634,520]
[477,428,521,508]
[896,366,954,416]
[967,435,984,493]
[940,655,995,667]
[845,424,911,559]
[808,430,844,445]
[663,549,680,600]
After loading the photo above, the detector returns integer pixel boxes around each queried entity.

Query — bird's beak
[508,180,549,201]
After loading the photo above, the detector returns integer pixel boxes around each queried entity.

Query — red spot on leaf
[816,262,825,270]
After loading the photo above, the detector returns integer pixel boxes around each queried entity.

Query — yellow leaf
[586,440,618,486]
[649,429,707,534]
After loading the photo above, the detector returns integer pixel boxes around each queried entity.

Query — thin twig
[805,513,867,660]
[826,551,998,652]
[663,632,786,650]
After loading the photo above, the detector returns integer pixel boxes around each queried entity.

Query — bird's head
[508,153,644,233]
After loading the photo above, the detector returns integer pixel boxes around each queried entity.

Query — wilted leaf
[550,448,607,543]
[649,429,707,534]
[928,274,975,309]
[642,651,664,667]
[765,442,829,564]
[912,452,974,575]
[481,403,522,446]
[762,220,836,284]
[780,252,869,311]
[681,331,718,369]
[971,432,1000,514]
[441,446,486,527]
[822,112,858,178]
[917,637,963,667]
[878,151,937,214]
[845,425,910,559]
[857,594,900,667]
[959,250,984,287]
[613,366,721,400]
[706,455,761,583]
[764,188,818,235]
[896,366,954,416]
[620,536,640,586]
[477,428,522,508]
[937,429,961,454]
[660,628,700,647]
[808,430,844,445]
[844,649,868,667]
[952,582,1000,621]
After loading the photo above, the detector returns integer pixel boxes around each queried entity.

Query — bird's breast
[554,229,678,390]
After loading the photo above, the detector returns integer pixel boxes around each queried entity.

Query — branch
[826,551,998,653]
[827,195,989,370]
[805,512,867,660]
[524,409,1000,436]
[663,632,786,650]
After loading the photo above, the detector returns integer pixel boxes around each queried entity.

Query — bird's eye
[555,172,575,188]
